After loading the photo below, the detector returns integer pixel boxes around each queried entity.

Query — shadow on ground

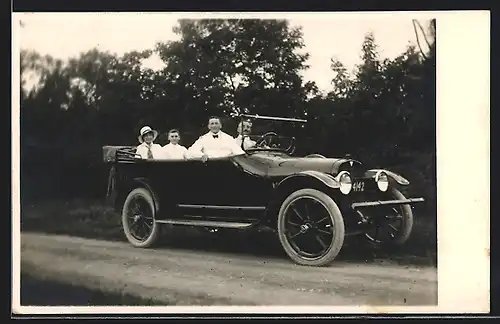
[20,272,165,306]
[20,199,437,267]
[155,225,435,267]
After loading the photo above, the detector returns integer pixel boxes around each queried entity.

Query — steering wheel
[251,132,296,155]
[255,132,280,148]
[284,137,296,155]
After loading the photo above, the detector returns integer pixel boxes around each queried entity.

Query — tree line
[20,18,436,219]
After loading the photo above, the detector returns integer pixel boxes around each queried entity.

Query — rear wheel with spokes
[277,188,345,266]
[122,187,161,248]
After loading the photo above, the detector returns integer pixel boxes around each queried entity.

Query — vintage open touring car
[103,114,424,267]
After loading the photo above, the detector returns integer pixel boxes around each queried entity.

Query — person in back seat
[136,126,163,160]
[187,116,245,162]
[161,129,188,160]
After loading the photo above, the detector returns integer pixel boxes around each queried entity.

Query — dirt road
[20,232,437,306]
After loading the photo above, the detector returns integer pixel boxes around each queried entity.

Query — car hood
[234,153,363,178]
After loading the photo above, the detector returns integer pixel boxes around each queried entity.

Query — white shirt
[135,143,164,159]
[162,143,188,160]
[187,131,245,159]
[234,135,257,150]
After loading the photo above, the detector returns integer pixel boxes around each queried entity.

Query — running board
[155,219,256,229]
[351,197,425,209]
[177,204,266,211]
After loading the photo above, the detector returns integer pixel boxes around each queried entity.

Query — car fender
[276,170,340,190]
[364,169,410,186]
[127,177,161,214]
[264,170,340,226]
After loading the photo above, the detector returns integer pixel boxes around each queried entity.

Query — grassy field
[20,198,437,267]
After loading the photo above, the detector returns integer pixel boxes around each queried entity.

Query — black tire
[277,188,345,266]
[122,187,161,248]
[364,187,414,245]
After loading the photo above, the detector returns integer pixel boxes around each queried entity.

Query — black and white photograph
[12,11,490,315]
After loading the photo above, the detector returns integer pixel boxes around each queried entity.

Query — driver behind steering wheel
[234,119,257,150]
[234,119,272,150]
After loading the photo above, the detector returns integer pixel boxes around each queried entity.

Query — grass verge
[20,198,437,267]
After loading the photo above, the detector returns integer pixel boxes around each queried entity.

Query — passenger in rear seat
[186,116,245,162]
[135,126,164,160]
[161,129,188,160]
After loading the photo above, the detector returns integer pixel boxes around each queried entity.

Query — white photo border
[11,10,491,315]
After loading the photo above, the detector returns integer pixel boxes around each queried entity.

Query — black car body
[103,116,424,266]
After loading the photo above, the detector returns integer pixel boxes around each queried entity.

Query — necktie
[147,145,153,159]
[213,135,218,139]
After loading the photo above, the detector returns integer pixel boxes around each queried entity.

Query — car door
[201,157,272,207]
[173,158,210,205]
[175,157,233,206]
[175,156,272,220]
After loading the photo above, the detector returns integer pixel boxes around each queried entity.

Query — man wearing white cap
[187,116,245,162]
[136,126,164,160]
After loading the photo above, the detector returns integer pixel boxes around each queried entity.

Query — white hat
[138,126,158,143]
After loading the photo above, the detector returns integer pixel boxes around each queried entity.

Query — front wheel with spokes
[363,188,414,246]
[277,188,345,266]
[122,187,161,248]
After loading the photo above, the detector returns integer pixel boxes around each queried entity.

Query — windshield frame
[236,113,307,155]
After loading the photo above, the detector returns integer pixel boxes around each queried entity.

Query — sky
[16,12,433,93]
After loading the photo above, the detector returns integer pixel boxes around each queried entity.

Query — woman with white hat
[135,126,163,160]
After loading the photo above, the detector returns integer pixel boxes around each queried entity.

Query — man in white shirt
[234,119,257,150]
[135,126,164,159]
[162,129,188,160]
[187,116,245,162]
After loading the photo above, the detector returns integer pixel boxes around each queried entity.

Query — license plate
[352,180,365,192]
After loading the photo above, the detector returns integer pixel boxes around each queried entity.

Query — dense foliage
[20,19,436,226]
